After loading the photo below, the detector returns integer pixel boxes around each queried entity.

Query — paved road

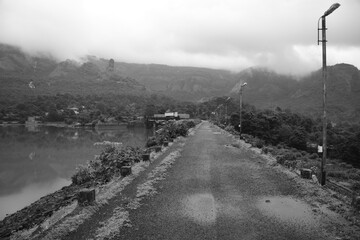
[63,121,334,240]
[113,121,331,240]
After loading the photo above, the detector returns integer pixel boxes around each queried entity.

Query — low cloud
[0,0,359,75]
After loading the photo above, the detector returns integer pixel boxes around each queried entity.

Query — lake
[0,125,153,220]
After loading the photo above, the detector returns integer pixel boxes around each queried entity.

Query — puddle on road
[257,196,319,226]
[182,193,217,225]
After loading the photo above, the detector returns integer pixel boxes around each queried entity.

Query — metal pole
[321,16,327,186]
[239,87,243,139]
[225,104,228,125]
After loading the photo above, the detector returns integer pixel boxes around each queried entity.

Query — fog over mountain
[0,0,359,75]
[1,43,360,122]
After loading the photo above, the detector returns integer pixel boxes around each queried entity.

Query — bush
[328,171,349,180]
[284,160,297,168]
[262,146,269,154]
[146,137,158,147]
[72,144,142,185]
[224,125,236,134]
[71,165,94,185]
[347,169,360,181]
[309,153,319,159]
[276,155,286,165]
[351,182,360,191]
[186,120,196,129]
[251,138,265,148]
[301,151,308,156]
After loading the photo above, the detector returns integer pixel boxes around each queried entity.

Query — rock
[0,228,11,239]
[312,174,319,184]
[351,195,360,210]
[155,146,162,152]
[142,154,150,161]
[300,168,312,179]
[121,166,132,177]
[77,189,96,206]
[265,199,270,203]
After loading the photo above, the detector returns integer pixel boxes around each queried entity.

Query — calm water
[0,125,153,220]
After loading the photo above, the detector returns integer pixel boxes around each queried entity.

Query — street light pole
[318,3,340,186]
[225,97,231,125]
[239,82,247,139]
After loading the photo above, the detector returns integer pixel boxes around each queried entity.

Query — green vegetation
[146,120,199,147]
[71,119,200,186]
[203,96,360,192]
[0,93,198,125]
[71,144,142,185]
[203,97,360,169]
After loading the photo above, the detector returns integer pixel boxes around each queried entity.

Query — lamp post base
[321,171,326,185]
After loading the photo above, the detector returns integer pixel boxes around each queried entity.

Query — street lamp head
[322,3,340,17]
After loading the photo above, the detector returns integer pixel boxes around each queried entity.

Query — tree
[288,128,307,150]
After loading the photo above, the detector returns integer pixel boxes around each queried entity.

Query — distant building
[165,112,178,118]
[25,116,41,126]
[68,107,79,115]
[153,112,190,120]
[154,114,165,119]
[178,114,190,119]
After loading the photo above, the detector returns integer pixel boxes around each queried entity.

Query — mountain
[288,63,360,121]
[227,64,360,122]
[83,57,238,101]
[0,44,146,100]
[1,43,359,122]
[229,67,299,108]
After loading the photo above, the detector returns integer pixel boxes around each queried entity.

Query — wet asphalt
[114,121,333,240]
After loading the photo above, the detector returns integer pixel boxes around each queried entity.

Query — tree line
[1,93,358,167]
[0,93,198,125]
[201,96,360,167]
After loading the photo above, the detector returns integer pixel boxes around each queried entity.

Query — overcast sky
[0,0,359,74]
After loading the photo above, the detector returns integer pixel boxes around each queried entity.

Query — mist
[0,0,359,74]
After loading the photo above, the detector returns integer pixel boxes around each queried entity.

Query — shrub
[72,144,142,185]
[351,182,360,191]
[339,162,347,167]
[146,137,158,147]
[284,160,297,168]
[71,165,94,185]
[252,138,265,148]
[262,146,269,154]
[186,120,196,129]
[348,173,360,181]
[276,155,286,165]
[309,153,319,159]
[224,125,236,134]
[283,152,297,161]
[301,151,308,156]
[328,171,349,180]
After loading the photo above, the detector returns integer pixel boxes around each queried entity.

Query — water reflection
[0,125,152,219]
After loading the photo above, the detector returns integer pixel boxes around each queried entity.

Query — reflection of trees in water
[0,156,59,196]
[0,125,153,196]
[94,127,153,147]
[0,126,152,149]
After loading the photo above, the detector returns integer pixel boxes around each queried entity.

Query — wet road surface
[113,122,332,240]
